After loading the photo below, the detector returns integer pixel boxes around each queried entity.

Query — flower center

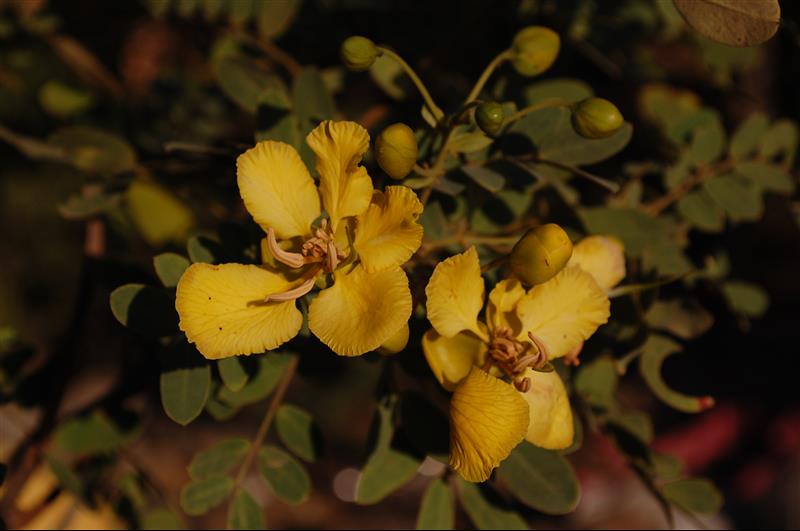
[262,219,349,303]
[488,326,552,392]
[267,219,348,274]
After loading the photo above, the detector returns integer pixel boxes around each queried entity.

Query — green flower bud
[511,26,560,77]
[341,36,379,71]
[509,223,573,287]
[375,123,418,179]
[571,98,624,139]
[475,102,505,137]
[379,323,409,355]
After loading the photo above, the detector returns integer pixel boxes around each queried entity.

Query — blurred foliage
[1,0,799,529]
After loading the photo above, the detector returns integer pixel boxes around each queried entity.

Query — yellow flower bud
[475,102,505,137]
[509,223,573,287]
[379,323,409,355]
[571,98,624,139]
[375,123,418,179]
[341,36,379,71]
[511,26,560,77]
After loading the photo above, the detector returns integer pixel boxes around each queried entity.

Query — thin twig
[233,356,299,489]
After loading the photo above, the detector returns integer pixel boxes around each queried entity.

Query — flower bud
[511,26,560,77]
[341,36,379,71]
[475,102,505,137]
[379,323,409,355]
[509,223,573,287]
[571,98,623,139]
[375,123,418,179]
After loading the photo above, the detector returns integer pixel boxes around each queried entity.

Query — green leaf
[255,0,300,39]
[677,190,725,232]
[258,445,311,505]
[646,299,714,340]
[416,479,454,530]
[703,174,763,222]
[524,78,592,105]
[661,478,723,514]
[58,190,121,220]
[46,456,84,497]
[673,0,780,47]
[218,357,249,392]
[161,342,212,426]
[686,115,726,165]
[256,80,301,148]
[189,438,250,480]
[110,284,178,337]
[55,412,127,456]
[215,55,277,114]
[498,442,581,515]
[574,356,618,411]
[48,126,136,176]
[355,398,420,505]
[722,281,769,318]
[759,119,798,163]
[735,162,794,194]
[187,234,225,264]
[293,67,335,126]
[39,80,94,119]
[578,207,668,256]
[140,508,183,530]
[419,201,449,241]
[276,404,317,462]
[729,112,769,158]
[456,480,530,530]
[607,411,654,444]
[180,476,234,516]
[460,164,505,192]
[228,490,265,530]
[533,108,633,166]
[448,127,494,154]
[639,335,713,413]
[153,253,190,288]
[127,179,194,246]
[218,354,292,408]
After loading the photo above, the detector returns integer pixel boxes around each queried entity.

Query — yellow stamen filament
[488,327,552,392]
[264,276,316,302]
[267,227,305,269]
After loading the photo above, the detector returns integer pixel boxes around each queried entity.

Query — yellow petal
[516,266,610,359]
[486,278,526,333]
[354,185,424,272]
[520,369,574,449]
[422,329,488,391]
[306,120,373,228]
[176,263,303,359]
[237,141,321,239]
[426,247,486,339]
[569,235,626,291]
[449,367,529,483]
[308,264,411,356]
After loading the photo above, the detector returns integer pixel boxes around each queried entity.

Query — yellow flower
[423,243,617,482]
[176,121,423,359]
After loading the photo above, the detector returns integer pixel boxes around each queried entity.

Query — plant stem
[504,99,574,126]
[377,46,443,122]
[464,49,512,104]
[535,158,620,193]
[233,355,299,489]
[642,162,726,216]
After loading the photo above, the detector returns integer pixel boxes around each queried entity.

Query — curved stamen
[527,332,550,364]
[264,276,316,302]
[326,240,338,272]
[267,228,305,269]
